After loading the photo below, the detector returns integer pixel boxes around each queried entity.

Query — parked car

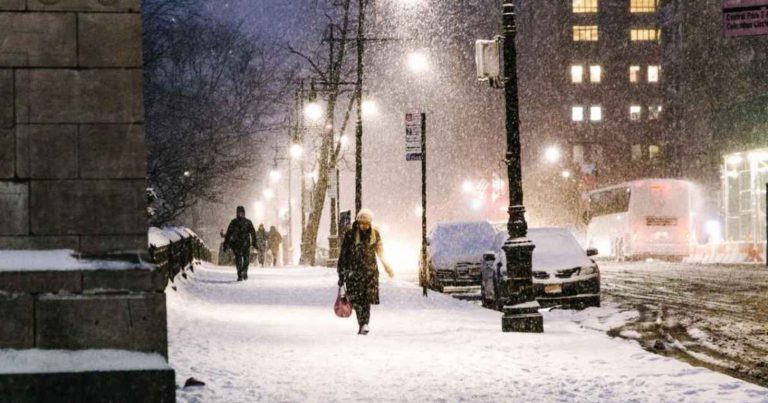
[482,227,601,310]
[425,221,498,291]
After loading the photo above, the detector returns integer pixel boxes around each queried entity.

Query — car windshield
[429,222,497,269]
[527,228,592,271]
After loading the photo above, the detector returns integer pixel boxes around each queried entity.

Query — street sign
[405,112,423,161]
[723,0,768,37]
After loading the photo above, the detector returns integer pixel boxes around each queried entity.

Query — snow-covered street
[601,261,768,387]
[167,263,768,402]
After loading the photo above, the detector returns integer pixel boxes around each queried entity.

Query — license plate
[544,284,562,294]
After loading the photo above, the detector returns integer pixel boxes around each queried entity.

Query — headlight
[579,265,598,276]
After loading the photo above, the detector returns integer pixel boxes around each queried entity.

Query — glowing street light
[544,146,561,164]
[414,206,424,217]
[361,99,378,118]
[263,188,275,201]
[304,102,323,122]
[407,51,430,74]
[269,170,281,184]
[462,180,474,194]
[290,143,304,159]
[561,170,572,179]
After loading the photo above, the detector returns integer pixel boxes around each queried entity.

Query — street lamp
[407,51,430,74]
[544,146,561,164]
[304,102,324,122]
[489,2,543,333]
[269,170,281,184]
[290,143,304,159]
[361,99,378,118]
[263,188,275,201]
[561,170,572,179]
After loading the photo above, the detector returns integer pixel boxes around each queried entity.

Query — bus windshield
[590,187,631,218]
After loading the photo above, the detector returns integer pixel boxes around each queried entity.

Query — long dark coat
[224,217,257,253]
[337,223,382,305]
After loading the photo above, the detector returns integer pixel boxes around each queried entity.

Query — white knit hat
[356,208,374,223]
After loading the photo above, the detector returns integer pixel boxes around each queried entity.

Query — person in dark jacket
[255,224,268,267]
[267,226,283,267]
[224,206,258,281]
[337,209,394,335]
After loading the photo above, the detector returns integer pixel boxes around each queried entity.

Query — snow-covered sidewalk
[167,264,768,402]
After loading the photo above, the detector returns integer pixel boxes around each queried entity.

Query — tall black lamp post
[499,2,543,333]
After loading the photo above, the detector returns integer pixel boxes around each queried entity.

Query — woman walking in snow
[337,209,394,335]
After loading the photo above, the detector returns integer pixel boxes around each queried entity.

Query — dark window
[590,187,631,217]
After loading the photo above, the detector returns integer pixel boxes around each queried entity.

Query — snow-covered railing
[148,227,212,282]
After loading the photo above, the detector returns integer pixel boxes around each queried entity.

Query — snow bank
[148,227,171,248]
[0,250,149,272]
[0,349,169,374]
[167,263,768,403]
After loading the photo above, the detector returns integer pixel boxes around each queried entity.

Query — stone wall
[0,0,147,255]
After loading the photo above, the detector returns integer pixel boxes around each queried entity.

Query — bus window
[590,187,631,218]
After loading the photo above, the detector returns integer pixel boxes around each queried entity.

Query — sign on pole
[405,112,422,161]
[723,0,768,37]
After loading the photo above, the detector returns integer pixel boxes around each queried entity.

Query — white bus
[586,179,697,260]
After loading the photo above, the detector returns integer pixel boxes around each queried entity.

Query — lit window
[571,65,584,83]
[648,105,662,120]
[630,105,642,121]
[574,26,599,41]
[631,29,660,42]
[590,106,602,121]
[629,65,641,83]
[630,0,657,13]
[573,0,598,13]
[631,145,643,161]
[649,145,661,161]
[573,145,585,163]
[590,65,602,83]
[572,106,585,122]
[648,65,660,82]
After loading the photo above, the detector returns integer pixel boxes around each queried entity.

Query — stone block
[0,271,82,294]
[30,180,147,236]
[83,268,165,293]
[15,69,144,124]
[36,293,168,356]
[0,369,176,403]
[79,14,143,67]
[0,129,12,178]
[27,0,140,12]
[0,0,25,10]
[0,181,28,235]
[0,69,12,128]
[15,125,78,179]
[0,293,34,348]
[79,124,146,178]
[0,235,79,250]
[0,13,76,67]
[80,234,147,254]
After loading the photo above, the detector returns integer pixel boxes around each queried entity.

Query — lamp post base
[502,301,543,333]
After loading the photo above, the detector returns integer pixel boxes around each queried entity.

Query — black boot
[244,272,248,280]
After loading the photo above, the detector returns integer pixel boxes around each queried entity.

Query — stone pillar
[0,1,174,401]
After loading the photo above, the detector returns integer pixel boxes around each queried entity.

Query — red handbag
[334,286,353,318]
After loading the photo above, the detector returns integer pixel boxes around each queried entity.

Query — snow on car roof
[527,228,592,271]
[429,221,497,269]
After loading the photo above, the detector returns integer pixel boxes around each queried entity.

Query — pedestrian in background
[255,224,268,267]
[337,209,394,335]
[224,206,258,281]
[268,226,283,267]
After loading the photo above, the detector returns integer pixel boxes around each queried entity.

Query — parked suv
[482,227,600,310]
[425,221,498,291]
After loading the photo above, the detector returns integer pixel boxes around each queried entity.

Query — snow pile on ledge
[0,349,169,374]
[0,250,150,272]
[167,264,768,402]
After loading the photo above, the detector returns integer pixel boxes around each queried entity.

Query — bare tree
[143,0,290,225]
[289,0,369,265]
